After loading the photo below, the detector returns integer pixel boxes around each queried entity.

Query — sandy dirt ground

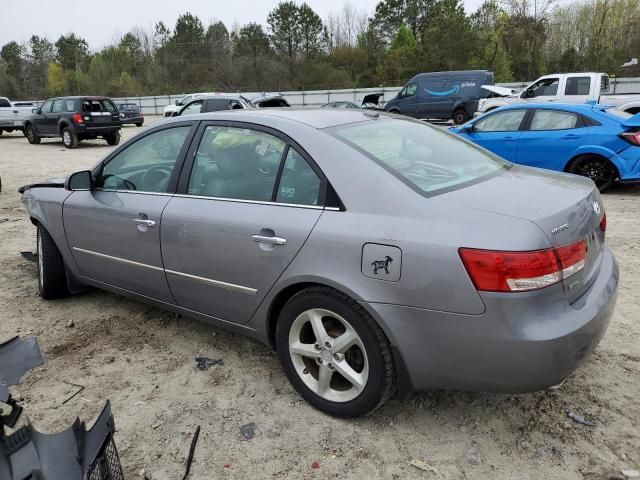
[0,118,638,480]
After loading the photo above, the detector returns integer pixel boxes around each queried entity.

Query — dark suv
[24,96,121,149]
[117,103,144,127]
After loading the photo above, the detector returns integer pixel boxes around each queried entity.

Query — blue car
[450,103,640,191]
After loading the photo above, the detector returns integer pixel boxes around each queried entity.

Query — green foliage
[3,1,640,100]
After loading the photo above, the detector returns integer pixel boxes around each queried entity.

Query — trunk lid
[447,166,605,302]
[81,98,120,127]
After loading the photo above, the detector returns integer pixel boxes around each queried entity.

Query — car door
[463,108,527,161]
[521,77,560,103]
[160,123,325,324]
[34,100,53,134]
[563,76,592,104]
[516,108,587,171]
[62,122,196,302]
[45,99,65,135]
[397,83,418,117]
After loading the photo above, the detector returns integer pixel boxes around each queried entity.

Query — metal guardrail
[111,77,640,115]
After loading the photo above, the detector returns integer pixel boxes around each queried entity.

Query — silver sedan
[21,109,618,417]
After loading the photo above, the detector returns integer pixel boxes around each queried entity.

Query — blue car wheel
[569,155,618,192]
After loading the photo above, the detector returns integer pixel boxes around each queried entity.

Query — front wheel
[135,122,144,127]
[62,127,78,149]
[276,287,395,417]
[106,132,121,146]
[452,109,469,125]
[25,125,41,144]
[569,155,618,192]
[37,225,70,299]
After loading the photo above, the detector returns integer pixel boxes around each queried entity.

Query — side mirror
[175,100,180,105]
[65,170,93,191]
[460,124,474,133]
[33,107,41,114]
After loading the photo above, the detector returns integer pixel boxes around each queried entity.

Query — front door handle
[133,218,156,227]
[561,134,580,139]
[252,234,287,246]
[503,136,516,141]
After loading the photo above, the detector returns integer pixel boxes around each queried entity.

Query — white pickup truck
[0,97,37,134]
[478,72,640,115]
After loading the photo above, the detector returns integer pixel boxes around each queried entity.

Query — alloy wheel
[63,130,71,146]
[288,308,369,403]
[575,157,616,189]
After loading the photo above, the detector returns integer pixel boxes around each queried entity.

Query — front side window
[0,98,11,108]
[405,83,417,97]
[474,110,527,132]
[180,95,193,106]
[565,77,591,96]
[40,100,53,113]
[100,126,191,192]
[527,78,559,97]
[529,110,579,130]
[180,101,204,116]
[332,119,505,195]
[52,99,64,113]
[276,149,321,206]
[187,126,286,202]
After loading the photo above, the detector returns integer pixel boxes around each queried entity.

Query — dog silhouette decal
[371,256,393,275]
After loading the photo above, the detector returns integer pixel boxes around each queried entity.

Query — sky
[1,0,485,49]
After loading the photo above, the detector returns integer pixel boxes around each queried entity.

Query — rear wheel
[37,225,69,299]
[452,109,469,125]
[135,122,143,127]
[106,132,121,146]
[276,286,395,417]
[62,127,78,149]
[569,155,617,192]
[25,125,41,144]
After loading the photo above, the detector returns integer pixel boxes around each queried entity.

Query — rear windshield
[82,99,117,113]
[119,104,139,111]
[331,119,507,195]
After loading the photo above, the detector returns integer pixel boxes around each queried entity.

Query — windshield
[331,119,507,195]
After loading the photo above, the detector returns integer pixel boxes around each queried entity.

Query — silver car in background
[20,109,618,417]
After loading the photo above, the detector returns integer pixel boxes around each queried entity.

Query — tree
[297,3,324,56]
[371,0,437,40]
[268,1,301,62]
[55,34,89,70]
[47,63,67,95]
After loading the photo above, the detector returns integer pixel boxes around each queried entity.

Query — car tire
[61,127,78,149]
[37,225,70,299]
[276,286,395,417]
[0,129,3,136]
[106,132,121,146]
[452,109,469,125]
[568,155,618,192]
[25,125,41,144]
[135,122,143,127]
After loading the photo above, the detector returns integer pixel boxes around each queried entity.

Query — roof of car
[163,108,389,129]
[495,103,608,113]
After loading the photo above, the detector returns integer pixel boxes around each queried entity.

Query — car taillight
[71,113,84,124]
[459,240,587,292]
[600,211,607,232]
[620,130,640,146]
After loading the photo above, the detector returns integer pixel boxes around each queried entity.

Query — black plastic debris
[19,251,38,263]
[566,410,595,426]
[195,356,224,370]
[239,422,257,441]
[181,425,201,480]
[0,336,124,480]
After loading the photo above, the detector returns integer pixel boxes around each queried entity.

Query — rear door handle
[252,235,287,246]
[503,136,516,141]
[562,134,580,139]
[133,218,156,227]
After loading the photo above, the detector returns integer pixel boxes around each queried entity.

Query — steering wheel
[102,174,136,190]
[141,165,173,191]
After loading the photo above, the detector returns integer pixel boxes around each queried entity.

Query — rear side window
[276,149,321,206]
[65,100,76,111]
[82,99,116,113]
[332,119,506,195]
[530,110,579,130]
[565,77,591,95]
[187,126,286,201]
[474,110,526,132]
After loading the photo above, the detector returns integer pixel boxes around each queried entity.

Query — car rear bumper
[362,245,618,393]
[120,116,144,124]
